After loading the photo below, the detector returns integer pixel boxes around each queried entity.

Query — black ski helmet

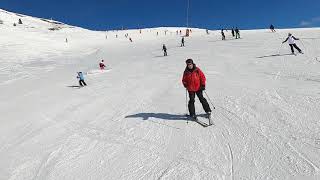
[186,59,194,64]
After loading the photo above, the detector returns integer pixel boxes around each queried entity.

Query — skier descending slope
[162,44,168,56]
[182,59,212,124]
[181,37,185,47]
[221,29,226,40]
[77,72,87,87]
[282,33,303,54]
[235,27,240,39]
[99,60,106,70]
[231,28,235,37]
[270,24,276,32]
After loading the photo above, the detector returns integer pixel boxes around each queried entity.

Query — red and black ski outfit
[99,61,105,70]
[182,59,211,117]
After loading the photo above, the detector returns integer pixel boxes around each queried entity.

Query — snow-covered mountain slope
[0,9,320,180]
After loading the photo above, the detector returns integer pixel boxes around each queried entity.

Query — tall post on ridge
[186,0,190,37]
[187,0,190,28]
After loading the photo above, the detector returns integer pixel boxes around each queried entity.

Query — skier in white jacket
[282,33,303,54]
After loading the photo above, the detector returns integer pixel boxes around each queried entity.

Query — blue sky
[0,0,319,30]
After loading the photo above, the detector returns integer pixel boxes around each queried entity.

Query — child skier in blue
[77,72,87,87]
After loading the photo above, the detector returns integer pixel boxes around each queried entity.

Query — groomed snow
[0,9,320,180]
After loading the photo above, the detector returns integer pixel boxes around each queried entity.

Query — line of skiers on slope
[221,27,240,40]
[161,37,185,56]
[76,29,304,89]
[75,36,303,119]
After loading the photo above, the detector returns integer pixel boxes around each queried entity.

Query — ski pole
[186,89,189,124]
[204,90,216,109]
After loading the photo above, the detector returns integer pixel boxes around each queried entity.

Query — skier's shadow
[153,55,168,58]
[256,53,293,59]
[67,85,81,88]
[125,113,187,121]
[125,113,208,121]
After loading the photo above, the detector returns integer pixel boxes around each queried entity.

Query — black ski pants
[164,50,167,56]
[289,44,302,53]
[236,32,240,39]
[188,90,211,116]
[79,80,87,86]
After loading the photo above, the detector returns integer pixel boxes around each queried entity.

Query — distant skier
[77,72,87,87]
[206,29,209,34]
[282,33,303,54]
[235,27,240,39]
[162,44,168,56]
[221,29,226,40]
[270,24,276,32]
[231,28,235,37]
[181,37,185,47]
[129,37,133,42]
[182,59,212,121]
[99,60,106,70]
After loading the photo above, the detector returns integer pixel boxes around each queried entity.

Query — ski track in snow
[1,9,320,180]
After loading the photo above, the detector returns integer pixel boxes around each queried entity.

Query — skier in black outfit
[270,24,276,32]
[181,37,185,47]
[231,28,235,37]
[282,33,303,54]
[235,27,240,39]
[162,44,168,56]
[221,29,226,40]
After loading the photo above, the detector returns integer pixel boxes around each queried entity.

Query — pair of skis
[291,52,304,56]
[187,113,213,127]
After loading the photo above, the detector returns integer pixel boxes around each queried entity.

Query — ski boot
[206,112,213,125]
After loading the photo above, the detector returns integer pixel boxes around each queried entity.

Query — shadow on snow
[125,113,208,121]
[256,53,293,59]
[125,113,187,121]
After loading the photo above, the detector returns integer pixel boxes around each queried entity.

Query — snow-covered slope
[0,9,320,180]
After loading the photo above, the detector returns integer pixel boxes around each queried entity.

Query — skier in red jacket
[99,60,106,70]
[182,59,211,120]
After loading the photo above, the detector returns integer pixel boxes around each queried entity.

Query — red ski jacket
[182,67,206,92]
[99,63,105,68]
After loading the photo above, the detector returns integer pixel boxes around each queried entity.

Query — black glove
[200,85,205,91]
